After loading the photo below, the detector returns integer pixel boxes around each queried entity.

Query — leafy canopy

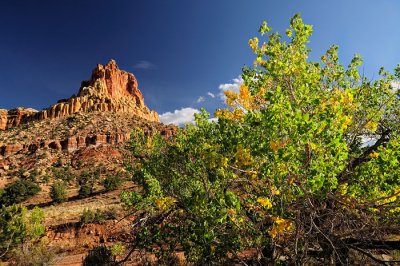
[125,14,400,264]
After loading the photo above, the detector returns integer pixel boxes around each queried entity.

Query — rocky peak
[79,59,144,107]
[0,60,159,130]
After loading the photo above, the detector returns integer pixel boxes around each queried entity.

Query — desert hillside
[0,60,175,265]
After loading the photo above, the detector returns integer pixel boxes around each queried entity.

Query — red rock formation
[34,60,159,123]
[48,141,62,151]
[0,60,159,130]
[93,134,107,145]
[0,125,176,159]
[80,60,144,107]
[160,125,178,139]
[60,137,78,152]
[77,136,86,148]
[0,108,38,130]
[0,109,7,130]
[2,144,24,157]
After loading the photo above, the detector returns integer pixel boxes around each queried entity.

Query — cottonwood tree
[124,14,400,265]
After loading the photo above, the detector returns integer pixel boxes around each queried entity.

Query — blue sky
[0,0,399,124]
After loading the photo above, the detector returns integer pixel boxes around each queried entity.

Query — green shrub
[0,205,45,258]
[50,180,68,203]
[41,175,50,184]
[80,208,97,225]
[110,243,125,258]
[11,240,56,266]
[78,184,93,198]
[80,208,117,225]
[103,174,123,191]
[28,207,45,238]
[77,172,95,198]
[52,167,75,183]
[0,179,41,206]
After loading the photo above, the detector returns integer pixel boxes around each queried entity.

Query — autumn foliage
[124,14,400,265]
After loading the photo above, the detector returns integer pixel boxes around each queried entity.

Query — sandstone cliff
[0,108,38,130]
[0,60,159,130]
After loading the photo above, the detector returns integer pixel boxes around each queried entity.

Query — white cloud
[391,81,400,91]
[218,76,243,100]
[197,96,205,103]
[207,92,215,98]
[159,107,200,126]
[133,60,156,70]
[361,136,376,147]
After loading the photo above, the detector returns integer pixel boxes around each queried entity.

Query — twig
[349,245,394,266]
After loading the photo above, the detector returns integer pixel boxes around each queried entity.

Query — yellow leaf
[269,139,288,152]
[235,146,252,166]
[270,186,280,195]
[365,121,378,132]
[268,216,293,238]
[269,140,280,152]
[370,151,379,159]
[227,208,236,215]
[155,196,177,211]
[342,115,352,129]
[261,42,267,50]
[248,37,259,52]
[239,85,250,100]
[257,197,272,209]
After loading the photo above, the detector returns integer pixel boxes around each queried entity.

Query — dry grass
[37,181,135,226]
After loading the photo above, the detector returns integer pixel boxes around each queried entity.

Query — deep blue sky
[0,0,399,123]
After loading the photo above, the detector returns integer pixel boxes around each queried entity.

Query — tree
[0,179,41,206]
[103,174,123,192]
[0,205,45,258]
[124,14,400,265]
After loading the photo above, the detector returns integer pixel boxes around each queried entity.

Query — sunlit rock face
[0,59,159,130]
[0,108,38,130]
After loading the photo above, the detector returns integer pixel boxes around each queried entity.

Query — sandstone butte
[0,59,159,130]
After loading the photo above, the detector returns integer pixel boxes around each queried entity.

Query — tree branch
[338,128,391,183]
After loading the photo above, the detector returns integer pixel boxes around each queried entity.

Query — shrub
[0,179,41,206]
[52,166,75,183]
[80,208,96,225]
[78,184,93,198]
[41,175,50,184]
[83,246,115,266]
[110,243,125,258]
[50,180,68,203]
[80,208,116,225]
[11,241,56,266]
[103,174,123,191]
[77,172,95,198]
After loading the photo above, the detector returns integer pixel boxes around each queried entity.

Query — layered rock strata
[0,60,159,130]
[0,125,176,158]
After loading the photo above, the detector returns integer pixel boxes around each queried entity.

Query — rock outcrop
[0,108,38,130]
[0,123,176,158]
[0,109,7,130]
[0,60,159,130]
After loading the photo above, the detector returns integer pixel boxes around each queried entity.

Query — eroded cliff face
[0,60,159,130]
[0,108,38,130]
